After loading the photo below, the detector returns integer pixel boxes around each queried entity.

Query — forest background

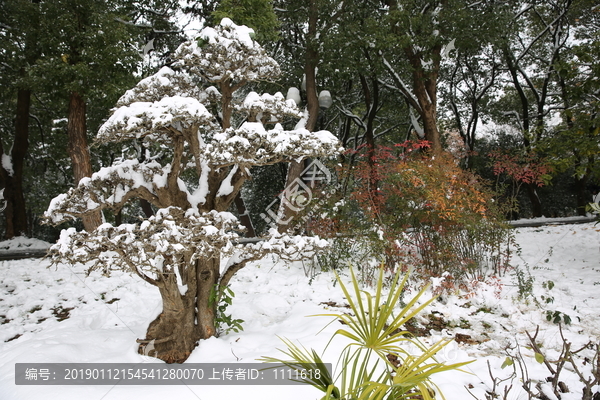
[1,0,599,242]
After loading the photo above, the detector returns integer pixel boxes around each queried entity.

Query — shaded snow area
[1,222,599,399]
[0,237,51,252]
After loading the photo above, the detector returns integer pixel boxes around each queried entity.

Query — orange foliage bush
[315,143,512,291]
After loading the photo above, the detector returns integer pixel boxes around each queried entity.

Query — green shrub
[260,266,472,399]
[209,285,244,336]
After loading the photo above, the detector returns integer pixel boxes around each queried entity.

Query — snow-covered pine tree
[44,18,342,363]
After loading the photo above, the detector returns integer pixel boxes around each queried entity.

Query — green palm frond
[317,266,436,359]
[261,265,474,400]
[258,337,339,398]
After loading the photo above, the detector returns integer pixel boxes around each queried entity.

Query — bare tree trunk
[10,88,30,236]
[421,103,441,153]
[574,173,590,216]
[503,50,545,217]
[560,64,591,218]
[278,0,320,233]
[1,87,31,238]
[67,91,102,231]
[303,12,320,134]
[360,74,382,218]
[381,0,442,155]
[0,0,41,239]
[525,183,543,218]
[405,46,442,154]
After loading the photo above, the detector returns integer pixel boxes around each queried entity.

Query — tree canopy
[1,0,599,235]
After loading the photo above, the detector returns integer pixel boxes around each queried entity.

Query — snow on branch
[48,206,329,290]
[45,18,341,305]
[48,208,243,285]
[380,54,420,111]
[218,228,330,290]
[44,159,168,224]
[172,18,280,85]
[236,91,303,123]
[97,96,216,144]
[409,107,425,138]
[42,17,342,363]
[116,66,213,107]
[205,122,343,167]
[242,228,329,261]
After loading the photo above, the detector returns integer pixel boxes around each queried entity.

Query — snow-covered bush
[313,144,512,290]
[44,18,342,363]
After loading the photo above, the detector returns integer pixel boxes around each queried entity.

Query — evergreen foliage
[0,0,598,238]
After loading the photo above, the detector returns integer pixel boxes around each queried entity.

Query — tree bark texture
[196,257,220,339]
[278,0,320,233]
[137,256,222,363]
[525,183,543,218]
[0,88,31,238]
[382,0,442,154]
[137,260,200,363]
[405,46,442,154]
[67,91,102,232]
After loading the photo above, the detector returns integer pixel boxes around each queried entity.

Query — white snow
[173,19,279,85]
[98,96,213,142]
[188,160,211,208]
[205,122,342,168]
[410,107,425,138]
[236,91,301,122]
[44,159,169,224]
[1,221,599,399]
[441,38,456,58]
[0,237,51,252]
[216,165,238,197]
[1,154,13,176]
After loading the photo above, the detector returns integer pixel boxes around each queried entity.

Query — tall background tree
[0,0,181,238]
[541,0,600,214]
[34,0,150,231]
[2,0,599,240]
[0,0,41,238]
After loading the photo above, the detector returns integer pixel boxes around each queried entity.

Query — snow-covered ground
[0,237,51,252]
[0,221,599,400]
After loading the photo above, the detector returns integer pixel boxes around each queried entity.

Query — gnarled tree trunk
[137,256,202,364]
[137,256,224,363]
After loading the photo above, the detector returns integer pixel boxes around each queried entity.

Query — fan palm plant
[260,266,472,399]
